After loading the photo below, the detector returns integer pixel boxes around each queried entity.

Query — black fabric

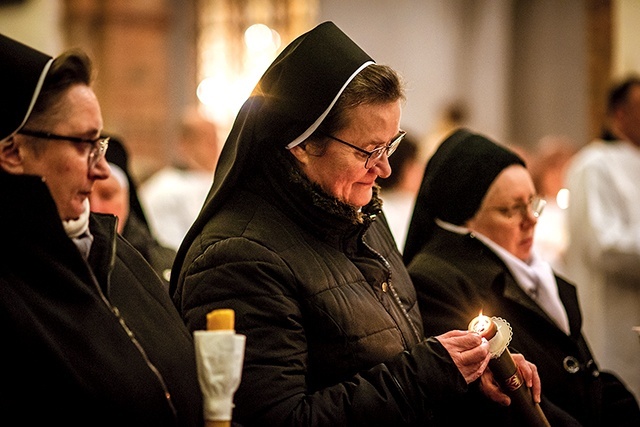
[407,226,640,426]
[170,21,374,294]
[171,150,469,425]
[0,33,52,141]
[403,128,525,265]
[0,172,202,426]
[122,213,175,289]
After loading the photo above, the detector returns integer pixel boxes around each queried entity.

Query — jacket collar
[0,172,68,242]
[87,212,118,293]
[431,227,576,333]
[0,172,119,290]
[248,147,383,249]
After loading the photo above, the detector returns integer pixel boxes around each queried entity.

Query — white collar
[435,218,570,334]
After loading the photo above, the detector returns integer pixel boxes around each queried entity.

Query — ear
[288,144,310,166]
[0,136,26,174]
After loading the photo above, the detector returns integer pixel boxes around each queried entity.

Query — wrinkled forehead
[31,85,102,132]
[482,164,533,204]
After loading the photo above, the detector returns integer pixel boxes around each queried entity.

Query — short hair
[324,64,404,134]
[607,75,640,115]
[305,64,405,153]
[26,49,93,128]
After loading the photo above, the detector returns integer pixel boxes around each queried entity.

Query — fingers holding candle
[479,369,511,406]
[436,330,491,384]
[512,353,541,403]
[479,357,542,407]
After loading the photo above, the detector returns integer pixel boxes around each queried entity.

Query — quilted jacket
[172,158,467,426]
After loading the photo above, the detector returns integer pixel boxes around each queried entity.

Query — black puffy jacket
[172,161,467,426]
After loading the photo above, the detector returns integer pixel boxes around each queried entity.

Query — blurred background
[1,0,638,183]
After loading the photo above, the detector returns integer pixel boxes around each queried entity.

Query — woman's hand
[478,352,542,406]
[436,330,491,383]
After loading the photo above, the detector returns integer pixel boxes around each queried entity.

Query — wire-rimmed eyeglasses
[490,195,547,221]
[18,128,110,170]
[322,130,406,169]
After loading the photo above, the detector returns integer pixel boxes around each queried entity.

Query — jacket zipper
[362,239,422,344]
[362,237,422,420]
[84,230,179,422]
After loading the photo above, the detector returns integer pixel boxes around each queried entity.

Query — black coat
[407,226,640,427]
[0,173,203,426]
[172,164,469,426]
[122,212,176,289]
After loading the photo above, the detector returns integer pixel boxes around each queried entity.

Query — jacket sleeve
[175,237,467,426]
[409,253,483,336]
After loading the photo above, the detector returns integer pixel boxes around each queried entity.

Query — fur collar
[250,146,383,241]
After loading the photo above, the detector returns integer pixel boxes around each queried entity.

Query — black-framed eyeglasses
[18,128,110,170]
[322,130,406,169]
[490,195,547,221]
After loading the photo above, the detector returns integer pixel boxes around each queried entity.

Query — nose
[90,156,111,180]
[521,208,539,228]
[372,153,392,178]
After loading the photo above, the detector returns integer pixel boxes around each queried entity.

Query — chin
[517,250,533,263]
[63,206,84,221]
[349,190,373,208]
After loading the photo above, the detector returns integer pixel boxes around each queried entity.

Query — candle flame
[470,311,491,335]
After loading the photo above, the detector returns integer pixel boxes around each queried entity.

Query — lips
[520,237,533,248]
[359,177,377,186]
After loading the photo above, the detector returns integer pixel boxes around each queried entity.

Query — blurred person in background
[90,135,176,287]
[528,135,577,274]
[564,75,640,401]
[420,100,468,164]
[378,131,423,251]
[0,33,202,425]
[404,128,639,426]
[140,109,220,250]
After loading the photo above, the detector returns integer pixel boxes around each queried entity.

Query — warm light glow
[197,23,282,130]
[556,188,570,210]
[196,75,256,126]
[244,24,281,52]
[469,311,492,335]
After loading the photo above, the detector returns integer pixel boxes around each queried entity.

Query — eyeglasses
[18,128,110,170]
[490,195,547,221]
[322,130,406,169]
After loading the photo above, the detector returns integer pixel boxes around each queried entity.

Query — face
[182,118,219,172]
[291,100,401,208]
[618,85,640,147]
[17,84,109,221]
[89,172,129,233]
[465,165,538,262]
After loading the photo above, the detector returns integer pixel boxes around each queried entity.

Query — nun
[404,128,640,426]
[171,22,540,426]
[0,34,202,425]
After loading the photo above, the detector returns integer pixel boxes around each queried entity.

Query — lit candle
[468,312,550,427]
[468,313,497,339]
